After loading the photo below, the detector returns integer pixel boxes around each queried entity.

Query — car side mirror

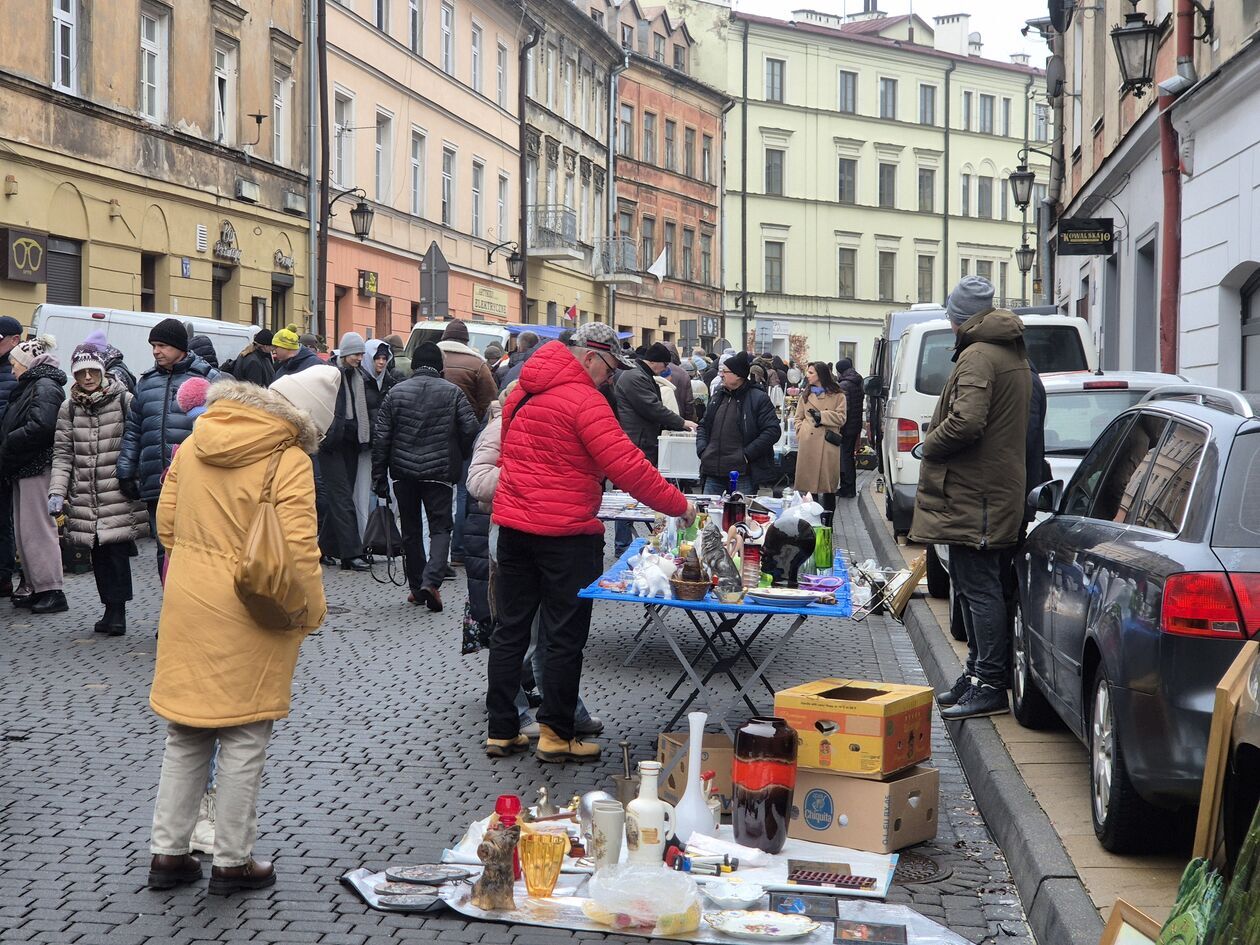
[863,376,882,397]
[910,442,926,460]
[1028,480,1065,515]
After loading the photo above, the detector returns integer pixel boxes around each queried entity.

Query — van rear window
[1214,433,1260,548]
[915,325,1089,396]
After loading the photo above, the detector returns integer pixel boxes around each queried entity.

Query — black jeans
[838,431,859,497]
[147,501,166,578]
[486,527,603,740]
[318,446,362,561]
[949,545,1009,688]
[394,478,454,593]
[0,478,13,584]
[91,540,133,605]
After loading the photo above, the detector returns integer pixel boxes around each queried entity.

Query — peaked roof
[840,14,910,34]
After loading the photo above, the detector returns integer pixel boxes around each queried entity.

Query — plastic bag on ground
[583,863,701,935]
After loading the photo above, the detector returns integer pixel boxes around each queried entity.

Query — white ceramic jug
[673,712,717,843]
[625,760,675,864]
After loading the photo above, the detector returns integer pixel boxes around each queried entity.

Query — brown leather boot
[485,734,529,758]
[422,585,443,612]
[148,853,203,890]
[208,858,276,896]
[535,724,601,764]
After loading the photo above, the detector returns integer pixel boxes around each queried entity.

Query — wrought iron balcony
[526,204,581,260]
[594,237,641,284]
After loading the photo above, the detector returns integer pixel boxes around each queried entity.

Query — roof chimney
[1010,52,1030,66]
[968,31,983,57]
[932,13,970,56]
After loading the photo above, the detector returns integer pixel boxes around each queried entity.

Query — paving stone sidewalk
[0,473,1032,944]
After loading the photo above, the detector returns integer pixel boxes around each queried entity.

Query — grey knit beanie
[338,331,366,357]
[946,276,995,327]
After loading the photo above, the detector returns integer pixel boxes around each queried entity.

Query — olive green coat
[909,308,1032,550]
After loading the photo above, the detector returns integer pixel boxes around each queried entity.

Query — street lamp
[329,187,374,241]
[1010,163,1036,212]
[1015,241,1036,275]
[1111,1,1161,98]
[488,240,525,282]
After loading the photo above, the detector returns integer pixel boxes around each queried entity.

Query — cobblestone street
[0,482,1033,944]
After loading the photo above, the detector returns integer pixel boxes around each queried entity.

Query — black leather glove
[808,408,822,427]
[373,479,390,499]
[119,478,141,501]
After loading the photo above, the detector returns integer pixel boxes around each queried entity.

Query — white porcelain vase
[673,712,717,843]
[625,760,675,864]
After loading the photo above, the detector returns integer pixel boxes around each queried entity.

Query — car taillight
[1082,380,1129,389]
[897,419,919,452]
[1161,572,1245,638]
[1228,573,1260,639]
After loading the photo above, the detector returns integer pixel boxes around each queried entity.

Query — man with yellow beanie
[272,325,321,380]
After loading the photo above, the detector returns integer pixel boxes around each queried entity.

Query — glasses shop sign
[1,227,48,283]
[1057,217,1114,257]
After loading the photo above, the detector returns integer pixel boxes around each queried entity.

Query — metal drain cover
[894,851,952,885]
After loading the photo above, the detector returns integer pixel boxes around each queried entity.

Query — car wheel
[1011,599,1057,729]
[1089,667,1158,852]
[926,545,949,599]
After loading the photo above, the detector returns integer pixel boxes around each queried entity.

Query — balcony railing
[526,204,578,254]
[594,237,639,280]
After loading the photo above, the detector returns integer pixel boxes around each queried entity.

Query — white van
[32,305,256,380]
[877,312,1098,537]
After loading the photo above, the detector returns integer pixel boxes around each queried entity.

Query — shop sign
[700,315,720,338]
[358,269,379,298]
[1,227,47,283]
[471,283,509,319]
[754,319,774,351]
[273,249,295,272]
[181,257,192,278]
[213,220,242,263]
[1057,217,1114,256]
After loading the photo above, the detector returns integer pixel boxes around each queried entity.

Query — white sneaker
[189,789,216,855]
[520,721,541,739]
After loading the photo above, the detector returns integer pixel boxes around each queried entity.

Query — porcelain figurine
[470,825,519,911]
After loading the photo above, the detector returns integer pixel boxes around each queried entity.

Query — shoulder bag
[234,448,308,630]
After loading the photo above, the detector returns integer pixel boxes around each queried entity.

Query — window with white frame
[471,24,483,93]
[701,232,712,284]
[1001,97,1011,137]
[838,247,855,299]
[410,130,425,215]
[563,58,574,120]
[962,91,973,130]
[977,175,993,218]
[642,112,656,164]
[976,259,993,282]
[879,77,896,119]
[375,112,393,201]
[979,93,995,134]
[545,44,555,109]
[765,58,785,102]
[918,168,935,213]
[1035,103,1050,142]
[496,43,508,107]
[409,0,422,54]
[838,70,857,114]
[878,163,896,208]
[440,2,454,75]
[919,84,936,126]
[471,161,484,236]
[702,134,713,183]
[53,0,76,93]
[917,255,935,303]
[960,173,971,216]
[1000,177,1009,221]
[376,0,390,32]
[878,251,895,301]
[764,240,784,293]
[497,173,509,240]
[664,119,677,171]
[272,64,292,165]
[765,148,784,195]
[333,91,354,186]
[213,38,239,145]
[139,5,169,122]
[441,146,456,225]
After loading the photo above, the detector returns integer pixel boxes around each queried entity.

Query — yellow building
[0,1,311,329]
[672,2,1052,365]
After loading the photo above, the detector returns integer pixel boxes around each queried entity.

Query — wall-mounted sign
[1057,217,1114,256]
[700,315,720,338]
[180,257,192,279]
[1,227,47,283]
[273,249,295,272]
[213,220,242,263]
[471,283,509,319]
[358,269,379,298]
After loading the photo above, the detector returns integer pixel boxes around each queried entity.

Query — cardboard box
[788,766,939,853]
[774,679,932,778]
[657,731,733,816]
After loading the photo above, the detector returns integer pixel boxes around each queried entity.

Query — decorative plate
[383,865,472,885]
[744,588,824,606]
[376,893,440,910]
[705,910,821,940]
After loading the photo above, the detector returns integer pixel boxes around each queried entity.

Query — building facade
[604,2,730,350]
[0,0,311,330]
[323,0,528,343]
[674,1,1049,366]
[1054,0,1260,387]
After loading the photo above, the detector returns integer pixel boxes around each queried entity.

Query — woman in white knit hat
[0,335,67,613]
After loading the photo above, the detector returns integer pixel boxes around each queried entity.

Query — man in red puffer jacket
[487,322,697,763]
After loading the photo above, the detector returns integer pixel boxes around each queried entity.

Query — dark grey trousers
[949,545,1009,688]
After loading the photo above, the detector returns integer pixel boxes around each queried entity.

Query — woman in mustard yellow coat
[793,362,847,515]
[146,368,340,896]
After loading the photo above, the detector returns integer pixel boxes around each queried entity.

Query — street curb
[858,486,1104,945]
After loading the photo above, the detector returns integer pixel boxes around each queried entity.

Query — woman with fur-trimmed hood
[145,367,339,897]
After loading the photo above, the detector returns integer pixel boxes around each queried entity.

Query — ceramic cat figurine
[471,825,519,911]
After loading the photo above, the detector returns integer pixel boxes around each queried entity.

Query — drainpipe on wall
[306,0,318,332]
[942,60,955,302]
[316,0,331,341]
[1157,0,1197,373]
[740,16,749,349]
[518,26,542,323]
[608,51,630,326]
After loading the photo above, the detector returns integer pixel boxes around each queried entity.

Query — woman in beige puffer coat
[49,342,148,635]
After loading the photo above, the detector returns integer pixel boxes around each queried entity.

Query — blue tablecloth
[578,539,852,619]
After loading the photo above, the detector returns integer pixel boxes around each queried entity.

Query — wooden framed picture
[1100,899,1161,945]
[1192,640,1259,862]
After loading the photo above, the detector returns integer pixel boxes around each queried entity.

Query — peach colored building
[323,0,528,343]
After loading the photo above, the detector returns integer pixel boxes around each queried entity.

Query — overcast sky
[732,0,1051,64]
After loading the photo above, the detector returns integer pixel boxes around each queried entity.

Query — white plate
[705,910,821,940]
[703,880,766,910]
[744,589,824,606]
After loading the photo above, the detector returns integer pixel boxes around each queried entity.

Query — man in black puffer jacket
[117,318,219,574]
[0,316,21,597]
[695,352,780,494]
[835,358,865,499]
[371,342,479,613]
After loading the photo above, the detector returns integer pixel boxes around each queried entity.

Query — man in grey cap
[0,316,23,596]
[909,276,1031,721]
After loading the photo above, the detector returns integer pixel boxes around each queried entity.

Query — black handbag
[825,430,843,447]
[363,499,406,586]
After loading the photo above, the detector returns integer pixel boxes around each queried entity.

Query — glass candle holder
[518,833,568,897]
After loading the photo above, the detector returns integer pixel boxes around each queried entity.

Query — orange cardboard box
[788,766,939,853]
[774,679,932,778]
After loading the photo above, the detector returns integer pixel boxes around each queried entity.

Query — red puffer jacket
[494,341,688,536]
